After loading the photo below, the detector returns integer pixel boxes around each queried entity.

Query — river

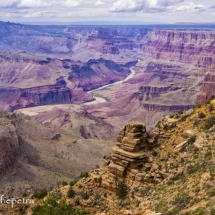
[84,69,136,105]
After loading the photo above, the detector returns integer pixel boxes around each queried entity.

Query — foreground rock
[90,122,166,193]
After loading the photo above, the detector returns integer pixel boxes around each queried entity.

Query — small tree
[33,188,48,199]
[67,187,75,198]
[198,112,206,119]
[116,182,127,199]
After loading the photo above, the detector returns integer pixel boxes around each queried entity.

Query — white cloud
[63,0,84,7]
[176,2,205,12]
[110,0,184,13]
[18,0,51,8]
[95,0,105,6]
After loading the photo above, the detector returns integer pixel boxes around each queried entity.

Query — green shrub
[210,95,215,100]
[177,110,184,114]
[32,194,90,215]
[62,181,68,186]
[67,187,75,198]
[188,135,196,144]
[209,103,214,111]
[70,179,78,186]
[198,112,206,119]
[207,189,215,197]
[169,114,175,118]
[205,100,211,105]
[75,198,80,206]
[172,173,183,181]
[33,188,48,199]
[179,114,190,122]
[79,172,89,178]
[187,164,198,174]
[81,192,89,200]
[116,182,127,199]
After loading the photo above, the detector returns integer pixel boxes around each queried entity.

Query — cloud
[110,0,184,13]
[0,0,19,8]
[18,0,51,8]
[176,2,205,12]
[95,0,105,6]
[64,0,83,7]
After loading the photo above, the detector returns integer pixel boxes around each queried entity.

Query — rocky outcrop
[90,122,166,191]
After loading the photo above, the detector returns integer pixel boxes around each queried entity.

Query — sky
[0,0,215,24]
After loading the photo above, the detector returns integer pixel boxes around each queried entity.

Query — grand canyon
[0,20,215,214]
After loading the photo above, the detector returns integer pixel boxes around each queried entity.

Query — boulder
[182,130,195,138]
[193,136,204,149]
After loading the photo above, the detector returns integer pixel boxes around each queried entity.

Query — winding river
[84,69,136,105]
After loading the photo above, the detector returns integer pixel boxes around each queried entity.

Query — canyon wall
[143,30,215,67]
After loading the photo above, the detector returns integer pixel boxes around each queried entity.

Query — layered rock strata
[143,30,215,67]
[90,122,166,191]
[109,122,147,177]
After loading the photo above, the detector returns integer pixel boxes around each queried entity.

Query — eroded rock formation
[90,122,166,192]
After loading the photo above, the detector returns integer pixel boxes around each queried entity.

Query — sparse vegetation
[33,188,48,199]
[116,182,127,199]
[154,200,168,213]
[193,103,202,109]
[169,114,175,118]
[81,192,89,200]
[179,114,190,122]
[205,100,211,105]
[67,187,75,198]
[62,181,68,186]
[210,95,215,100]
[32,194,90,215]
[79,172,89,178]
[172,192,192,209]
[70,179,78,186]
[188,135,196,144]
[209,103,214,111]
[198,112,206,119]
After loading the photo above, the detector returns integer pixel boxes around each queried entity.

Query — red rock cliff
[143,30,215,67]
